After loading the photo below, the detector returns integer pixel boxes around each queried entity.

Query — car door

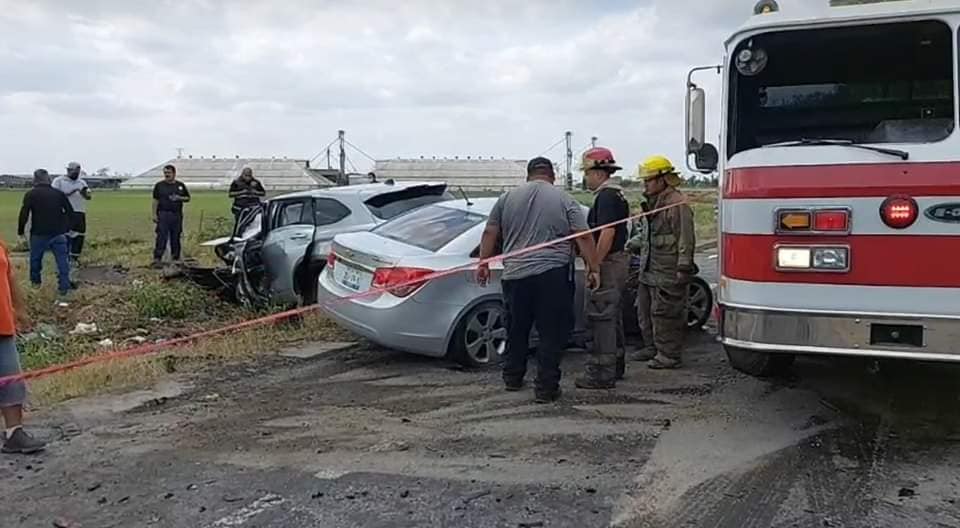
[260,197,316,304]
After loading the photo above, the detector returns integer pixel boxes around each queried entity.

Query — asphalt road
[5,252,960,527]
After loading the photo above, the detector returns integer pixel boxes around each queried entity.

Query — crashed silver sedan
[204,181,453,307]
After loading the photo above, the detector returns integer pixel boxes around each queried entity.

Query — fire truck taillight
[776,246,849,272]
[777,208,850,234]
[812,210,849,232]
[879,195,919,229]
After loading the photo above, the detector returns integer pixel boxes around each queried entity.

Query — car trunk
[330,232,434,293]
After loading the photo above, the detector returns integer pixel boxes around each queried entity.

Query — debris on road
[69,323,98,335]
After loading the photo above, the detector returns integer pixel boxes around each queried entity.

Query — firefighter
[576,147,631,390]
[630,155,695,370]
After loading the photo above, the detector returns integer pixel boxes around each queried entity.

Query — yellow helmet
[638,155,683,186]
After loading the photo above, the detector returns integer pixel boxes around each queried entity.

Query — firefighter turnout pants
[584,252,629,383]
[636,280,687,362]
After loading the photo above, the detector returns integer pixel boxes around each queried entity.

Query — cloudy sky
[0,0,818,177]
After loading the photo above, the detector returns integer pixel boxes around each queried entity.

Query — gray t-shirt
[487,180,588,281]
[51,176,89,213]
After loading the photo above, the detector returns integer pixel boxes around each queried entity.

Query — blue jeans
[29,234,71,294]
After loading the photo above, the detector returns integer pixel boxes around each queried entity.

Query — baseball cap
[526,157,555,175]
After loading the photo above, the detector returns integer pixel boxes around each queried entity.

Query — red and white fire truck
[686,0,960,376]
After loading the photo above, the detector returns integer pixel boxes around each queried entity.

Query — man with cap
[630,155,696,369]
[575,147,632,390]
[477,157,600,404]
[52,162,92,264]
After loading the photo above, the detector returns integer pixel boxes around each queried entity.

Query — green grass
[0,190,235,266]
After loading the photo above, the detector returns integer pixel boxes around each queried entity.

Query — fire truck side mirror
[686,86,706,153]
[686,85,718,173]
[693,144,719,174]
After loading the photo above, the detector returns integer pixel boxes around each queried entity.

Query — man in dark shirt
[228,167,266,222]
[576,147,631,390]
[152,165,191,268]
[17,169,73,296]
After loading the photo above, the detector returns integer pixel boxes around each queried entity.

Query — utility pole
[326,147,331,169]
[591,136,598,148]
[338,130,346,186]
[564,131,573,191]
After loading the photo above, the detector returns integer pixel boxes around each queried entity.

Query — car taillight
[880,195,918,229]
[326,253,336,270]
[812,210,849,232]
[371,267,433,297]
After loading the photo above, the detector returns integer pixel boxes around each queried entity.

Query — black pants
[154,211,183,261]
[501,265,574,394]
[68,212,86,258]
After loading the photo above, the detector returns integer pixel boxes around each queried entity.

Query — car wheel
[449,301,507,368]
[687,277,713,330]
[725,345,795,377]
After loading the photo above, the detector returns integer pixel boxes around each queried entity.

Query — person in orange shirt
[0,239,45,454]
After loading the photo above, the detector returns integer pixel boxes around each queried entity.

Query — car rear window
[364,185,454,220]
[374,204,486,252]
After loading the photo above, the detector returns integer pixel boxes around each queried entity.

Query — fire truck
[686,0,960,376]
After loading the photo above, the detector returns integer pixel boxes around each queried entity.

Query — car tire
[725,345,795,377]
[449,301,508,368]
[687,277,714,330]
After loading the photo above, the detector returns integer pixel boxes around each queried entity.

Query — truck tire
[725,345,795,377]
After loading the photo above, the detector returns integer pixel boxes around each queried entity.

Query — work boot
[575,376,616,390]
[504,380,525,392]
[647,354,682,370]
[534,388,561,404]
[630,346,657,362]
[150,260,164,270]
[1,428,46,455]
[615,357,626,381]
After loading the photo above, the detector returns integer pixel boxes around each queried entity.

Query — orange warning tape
[0,199,689,387]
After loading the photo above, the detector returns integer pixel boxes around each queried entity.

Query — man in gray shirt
[476,157,599,403]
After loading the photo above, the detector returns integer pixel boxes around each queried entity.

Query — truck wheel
[725,345,795,377]
[449,301,507,368]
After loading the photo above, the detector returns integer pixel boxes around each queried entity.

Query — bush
[130,281,205,320]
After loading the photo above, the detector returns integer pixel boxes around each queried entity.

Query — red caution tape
[0,199,690,387]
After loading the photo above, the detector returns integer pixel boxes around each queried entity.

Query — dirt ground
[4,327,960,528]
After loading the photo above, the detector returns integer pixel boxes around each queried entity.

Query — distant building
[373,158,531,191]
[122,157,332,191]
[0,173,124,189]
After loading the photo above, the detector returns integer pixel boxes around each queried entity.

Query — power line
[309,136,340,164]
[536,137,565,158]
[345,154,359,174]
[344,139,377,163]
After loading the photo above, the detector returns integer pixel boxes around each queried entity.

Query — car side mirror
[694,144,719,173]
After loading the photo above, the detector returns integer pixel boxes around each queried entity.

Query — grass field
[0,190,236,266]
[2,187,717,405]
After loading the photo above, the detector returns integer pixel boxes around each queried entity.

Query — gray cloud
[0,0,817,174]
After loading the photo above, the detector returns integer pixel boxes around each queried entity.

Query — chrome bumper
[721,304,960,362]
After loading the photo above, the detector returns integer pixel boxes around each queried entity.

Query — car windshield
[728,20,955,157]
[365,185,454,220]
[373,204,485,252]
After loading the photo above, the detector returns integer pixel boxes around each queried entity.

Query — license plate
[334,261,371,292]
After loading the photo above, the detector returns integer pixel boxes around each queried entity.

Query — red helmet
[580,147,622,172]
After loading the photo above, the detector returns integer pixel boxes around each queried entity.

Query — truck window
[728,20,955,157]
[364,185,454,220]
